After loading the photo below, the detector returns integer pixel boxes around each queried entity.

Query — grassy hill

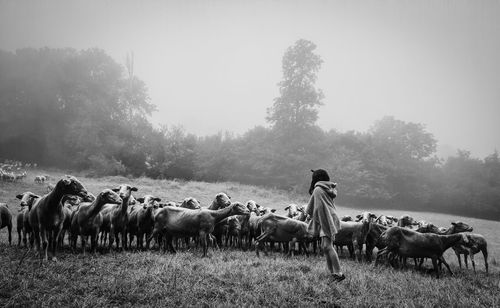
[0,171,499,307]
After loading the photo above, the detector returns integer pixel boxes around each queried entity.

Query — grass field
[1,170,499,307]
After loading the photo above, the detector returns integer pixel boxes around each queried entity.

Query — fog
[1,0,499,157]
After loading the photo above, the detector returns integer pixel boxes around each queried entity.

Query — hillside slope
[0,171,499,307]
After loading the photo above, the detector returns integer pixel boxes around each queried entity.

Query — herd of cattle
[0,174,490,278]
[0,160,31,182]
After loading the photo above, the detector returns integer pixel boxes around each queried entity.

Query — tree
[484,150,500,187]
[159,125,197,180]
[262,39,327,189]
[195,132,237,182]
[0,47,156,173]
[369,116,437,160]
[364,116,438,205]
[324,130,393,203]
[266,39,324,134]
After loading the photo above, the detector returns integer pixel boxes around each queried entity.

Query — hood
[314,181,337,198]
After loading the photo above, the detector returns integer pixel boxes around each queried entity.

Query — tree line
[0,43,499,220]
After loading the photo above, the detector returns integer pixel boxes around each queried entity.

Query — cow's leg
[469,249,476,273]
[7,222,12,245]
[455,251,462,268]
[40,228,49,261]
[431,257,439,279]
[439,256,453,276]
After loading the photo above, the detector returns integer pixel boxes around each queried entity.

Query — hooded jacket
[306,181,340,239]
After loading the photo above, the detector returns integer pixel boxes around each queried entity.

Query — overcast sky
[1,0,499,158]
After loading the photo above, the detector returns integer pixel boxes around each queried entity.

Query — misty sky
[1,0,499,158]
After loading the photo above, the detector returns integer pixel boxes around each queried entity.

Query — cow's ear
[112,188,120,192]
[284,206,290,211]
[16,194,23,200]
[271,209,277,213]
[154,197,161,202]
[451,222,457,226]
[137,197,145,204]
[131,187,138,192]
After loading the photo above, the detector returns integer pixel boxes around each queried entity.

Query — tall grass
[0,171,499,307]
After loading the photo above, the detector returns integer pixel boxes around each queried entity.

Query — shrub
[87,154,127,177]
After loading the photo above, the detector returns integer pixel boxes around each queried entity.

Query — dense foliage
[0,45,499,220]
[0,48,156,176]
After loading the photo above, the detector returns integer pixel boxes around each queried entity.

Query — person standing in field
[306,169,345,282]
